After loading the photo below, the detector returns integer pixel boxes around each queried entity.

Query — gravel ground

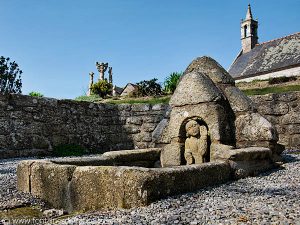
[0,153,300,225]
[0,158,44,210]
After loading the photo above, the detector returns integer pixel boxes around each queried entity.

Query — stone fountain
[17,56,284,212]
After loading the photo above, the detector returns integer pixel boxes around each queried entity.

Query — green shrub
[29,91,44,97]
[268,76,297,85]
[52,144,87,157]
[91,80,113,98]
[136,78,162,97]
[163,72,183,94]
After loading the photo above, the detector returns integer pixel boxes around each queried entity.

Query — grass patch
[76,86,300,102]
[249,79,266,84]
[268,76,297,85]
[74,95,170,105]
[242,85,300,96]
[52,144,87,157]
[74,95,102,102]
[237,78,269,85]
[105,96,171,105]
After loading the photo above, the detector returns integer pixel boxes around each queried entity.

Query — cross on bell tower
[241,4,258,53]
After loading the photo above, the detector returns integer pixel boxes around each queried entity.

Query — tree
[90,79,113,98]
[163,72,183,94]
[136,78,162,97]
[0,56,23,94]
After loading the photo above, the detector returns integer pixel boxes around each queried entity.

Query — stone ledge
[223,147,275,179]
[221,147,272,161]
[51,148,161,167]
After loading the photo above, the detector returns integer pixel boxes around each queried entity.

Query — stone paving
[0,152,300,225]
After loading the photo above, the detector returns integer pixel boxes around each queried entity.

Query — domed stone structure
[184,56,235,85]
[169,71,223,106]
[161,56,284,167]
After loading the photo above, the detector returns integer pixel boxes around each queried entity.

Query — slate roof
[229,32,300,79]
[114,86,123,95]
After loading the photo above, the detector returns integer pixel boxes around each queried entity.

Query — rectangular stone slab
[70,162,231,211]
[17,160,36,193]
[211,146,276,179]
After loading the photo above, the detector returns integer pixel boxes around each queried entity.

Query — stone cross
[96,62,108,81]
[112,85,117,96]
[108,67,113,84]
[88,72,94,96]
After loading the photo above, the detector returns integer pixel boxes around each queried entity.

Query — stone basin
[17,147,276,212]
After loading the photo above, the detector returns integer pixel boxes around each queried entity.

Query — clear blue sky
[1,0,299,99]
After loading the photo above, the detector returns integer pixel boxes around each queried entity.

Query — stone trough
[17,147,276,212]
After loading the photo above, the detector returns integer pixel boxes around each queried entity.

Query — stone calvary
[17,56,284,212]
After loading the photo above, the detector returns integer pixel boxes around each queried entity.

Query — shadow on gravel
[221,155,300,198]
[257,166,285,177]
[255,153,300,178]
[218,173,300,198]
[282,153,300,163]
[226,185,299,198]
[0,168,15,175]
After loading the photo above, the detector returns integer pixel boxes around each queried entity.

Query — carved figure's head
[185,120,200,137]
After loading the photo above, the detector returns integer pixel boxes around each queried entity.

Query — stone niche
[161,71,236,167]
[17,56,285,212]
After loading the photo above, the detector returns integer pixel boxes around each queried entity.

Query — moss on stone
[0,206,43,220]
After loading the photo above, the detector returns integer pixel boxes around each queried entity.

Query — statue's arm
[200,126,208,139]
[199,138,208,156]
[199,126,208,156]
[184,141,193,165]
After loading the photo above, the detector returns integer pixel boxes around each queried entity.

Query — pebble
[0,152,300,224]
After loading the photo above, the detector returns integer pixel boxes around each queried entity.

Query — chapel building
[228,4,300,82]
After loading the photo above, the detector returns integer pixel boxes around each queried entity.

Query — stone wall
[0,94,169,159]
[250,91,300,149]
[1,91,299,158]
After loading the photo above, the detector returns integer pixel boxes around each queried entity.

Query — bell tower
[241,4,258,53]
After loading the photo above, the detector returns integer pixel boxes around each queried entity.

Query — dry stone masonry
[0,94,168,159]
[1,79,298,159]
[251,91,300,149]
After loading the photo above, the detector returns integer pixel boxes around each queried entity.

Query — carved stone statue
[88,72,94,96]
[184,120,208,165]
[108,67,113,84]
[96,62,108,81]
[112,85,117,96]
